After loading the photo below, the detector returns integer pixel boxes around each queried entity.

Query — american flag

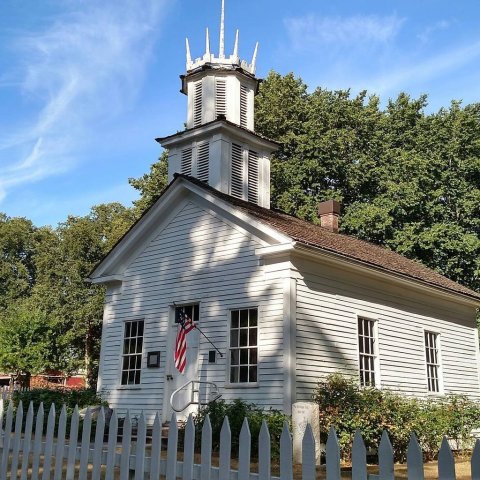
[174,309,196,373]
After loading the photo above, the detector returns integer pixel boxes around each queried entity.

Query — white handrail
[169,380,221,412]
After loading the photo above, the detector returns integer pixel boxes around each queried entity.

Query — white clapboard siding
[99,200,286,419]
[295,256,480,400]
[0,404,478,479]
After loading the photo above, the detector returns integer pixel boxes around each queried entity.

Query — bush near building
[313,373,480,461]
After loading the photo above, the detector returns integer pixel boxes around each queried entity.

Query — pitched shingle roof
[179,174,480,302]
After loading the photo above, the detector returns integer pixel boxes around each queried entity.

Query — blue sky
[1,0,480,227]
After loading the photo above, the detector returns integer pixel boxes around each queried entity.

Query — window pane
[125,322,131,338]
[138,321,144,337]
[230,329,238,347]
[239,366,248,382]
[230,350,239,365]
[249,309,257,327]
[231,310,239,328]
[137,338,143,353]
[240,349,248,364]
[239,329,248,347]
[250,349,257,365]
[240,310,248,328]
[230,367,239,383]
[121,372,128,385]
[249,328,257,346]
[131,321,137,337]
[249,366,257,383]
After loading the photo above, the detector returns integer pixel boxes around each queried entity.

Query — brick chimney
[318,200,341,233]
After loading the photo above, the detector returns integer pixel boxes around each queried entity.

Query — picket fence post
[182,414,195,480]
[31,402,44,480]
[259,419,271,480]
[352,429,367,480]
[301,423,316,480]
[378,430,394,480]
[238,418,251,480]
[66,405,79,480]
[10,399,23,477]
[438,437,456,480]
[166,412,178,480]
[280,421,293,480]
[471,439,480,480]
[326,426,340,480]
[149,412,162,480]
[407,432,424,480]
[0,402,13,480]
[20,402,34,480]
[200,414,212,480]
[219,416,231,479]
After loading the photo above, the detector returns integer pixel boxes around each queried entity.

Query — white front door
[164,305,200,421]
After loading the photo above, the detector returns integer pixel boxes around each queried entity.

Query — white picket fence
[1,400,480,479]
[0,388,28,403]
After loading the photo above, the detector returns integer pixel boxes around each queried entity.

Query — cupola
[156,0,278,208]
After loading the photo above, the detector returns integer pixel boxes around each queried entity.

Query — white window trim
[225,305,260,389]
[117,318,145,390]
[356,314,381,389]
[422,327,444,395]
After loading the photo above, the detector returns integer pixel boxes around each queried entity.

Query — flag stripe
[174,309,195,373]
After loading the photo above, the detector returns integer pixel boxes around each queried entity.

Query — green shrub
[11,387,106,415]
[7,388,107,438]
[313,373,480,461]
[193,399,289,459]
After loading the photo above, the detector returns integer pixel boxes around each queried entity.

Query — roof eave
[290,243,480,307]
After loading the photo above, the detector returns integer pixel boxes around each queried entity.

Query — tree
[129,151,169,215]
[0,299,61,387]
[0,215,43,311]
[31,203,136,387]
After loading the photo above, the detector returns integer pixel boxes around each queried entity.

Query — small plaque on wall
[147,351,161,368]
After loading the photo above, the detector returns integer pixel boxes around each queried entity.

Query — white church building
[90,2,480,422]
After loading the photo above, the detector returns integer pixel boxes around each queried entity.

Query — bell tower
[156,0,277,208]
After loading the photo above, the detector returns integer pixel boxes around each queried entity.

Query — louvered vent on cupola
[181,148,192,175]
[197,142,209,182]
[247,150,259,203]
[215,79,226,118]
[193,81,202,127]
[240,85,248,128]
[231,143,243,198]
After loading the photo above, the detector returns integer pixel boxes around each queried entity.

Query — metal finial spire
[206,27,211,55]
[219,0,225,58]
[186,38,192,66]
[251,42,259,72]
[233,29,239,58]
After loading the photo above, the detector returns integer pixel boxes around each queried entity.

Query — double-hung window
[425,331,441,393]
[121,320,144,385]
[358,317,377,387]
[229,308,258,383]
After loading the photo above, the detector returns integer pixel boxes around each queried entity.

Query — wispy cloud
[371,40,480,96]
[0,0,170,203]
[417,20,450,44]
[284,13,405,52]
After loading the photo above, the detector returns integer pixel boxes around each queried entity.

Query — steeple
[183,0,259,75]
[157,0,278,209]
